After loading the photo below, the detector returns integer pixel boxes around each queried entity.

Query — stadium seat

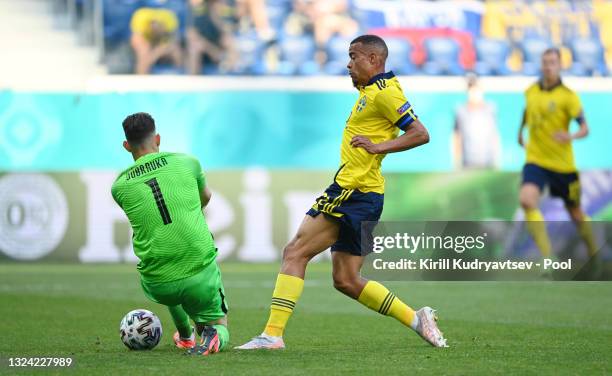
[570,38,608,76]
[265,0,292,33]
[520,37,552,76]
[384,37,417,75]
[324,36,353,75]
[422,37,464,75]
[229,34,267,75]
[103,0,143,44]
[474,38,511,76]
[278,36,319,75]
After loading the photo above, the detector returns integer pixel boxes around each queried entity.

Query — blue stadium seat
[384,37,417,75]
[229,34,267,75]
[570,38,608,76]
[103,0,143,44]
[278,36,319,75]
[520,37,552,76]
[474,38,511,76]
[265,0,292,33]
[422,37,464,75]
[324,36,353,75]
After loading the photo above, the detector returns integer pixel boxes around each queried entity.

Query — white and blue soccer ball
[119,309,162,350]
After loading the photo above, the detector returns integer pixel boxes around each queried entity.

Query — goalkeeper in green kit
[111,112,228,355]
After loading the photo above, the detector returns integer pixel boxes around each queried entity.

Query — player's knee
[519,194,537,210]
[332,274,359,297]
[281,242,308,266]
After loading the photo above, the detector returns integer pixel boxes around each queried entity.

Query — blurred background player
[453,73,501,169]
[111,113,229,355]
[236,35,447,351]
[518,48,599,271]
[130,7,183,74]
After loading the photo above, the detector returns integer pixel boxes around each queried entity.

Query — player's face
[347,43,374,87]
[541,52,561,82]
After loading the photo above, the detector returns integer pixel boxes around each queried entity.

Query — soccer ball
[119,309,162,350]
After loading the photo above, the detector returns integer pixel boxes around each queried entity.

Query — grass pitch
[0,263,611,375]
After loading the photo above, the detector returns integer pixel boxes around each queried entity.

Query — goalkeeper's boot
[173,327,196,349]
[234,333,285,350]
[415,307,448,348]
[191,326,221,356]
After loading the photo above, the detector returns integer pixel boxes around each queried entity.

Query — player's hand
[553,131,572,144]
[351,135,381,154]
[518,133,524,147]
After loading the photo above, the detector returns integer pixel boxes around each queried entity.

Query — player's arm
[191,157,212,208]
[200,185,212,209]
[555,111,588,143]
[518,109,526,147]
[351,90,429,154]
[452,116,463,168]
[352,119,429,154]
[554,93,589,143]
[572,112,589,139]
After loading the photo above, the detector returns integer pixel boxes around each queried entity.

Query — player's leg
[553,174,599,258]
[331,251,447,347]
[566,205,598,257]
[236,214,339,349]
[140,279,195,348]
[191,316,228,356]
[520,164,551,257]
[265,214,339,334]
[181,261,230,355]
[168,305,195,346]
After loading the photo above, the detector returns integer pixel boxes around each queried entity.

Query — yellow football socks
[357,281,418,330]
[525,208,552,257]
[577,216,598,257]
[264,273,304,337]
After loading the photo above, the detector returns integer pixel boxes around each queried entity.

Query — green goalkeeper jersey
[111,152,215,283]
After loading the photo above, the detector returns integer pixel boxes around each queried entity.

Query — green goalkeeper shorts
[140,261,228,323]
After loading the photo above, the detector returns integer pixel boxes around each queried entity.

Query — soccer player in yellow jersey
[237,35,447,350]
[519,48,598,266]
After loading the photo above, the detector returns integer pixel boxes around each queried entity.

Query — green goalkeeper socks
[212,324,229,351]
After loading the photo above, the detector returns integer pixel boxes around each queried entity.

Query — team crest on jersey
[397,101,411,115]
[356,96,367,112]
[548,101,556,112]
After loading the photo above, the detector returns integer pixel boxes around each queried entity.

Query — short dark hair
[350,34,388,59]
[542,47,561,59]
[122,112,156,145]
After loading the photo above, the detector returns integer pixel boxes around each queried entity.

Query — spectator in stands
[187,0,237,74]
[287,0,358,64]
[130,7,183,74]
[235,0,276,42]
[453,74,501,169]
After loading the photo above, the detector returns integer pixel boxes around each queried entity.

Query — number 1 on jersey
[145,178,172,225]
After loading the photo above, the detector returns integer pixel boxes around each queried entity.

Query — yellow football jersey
[130,8,179,41]
[335,72,417,194]
[524,80,583,173]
